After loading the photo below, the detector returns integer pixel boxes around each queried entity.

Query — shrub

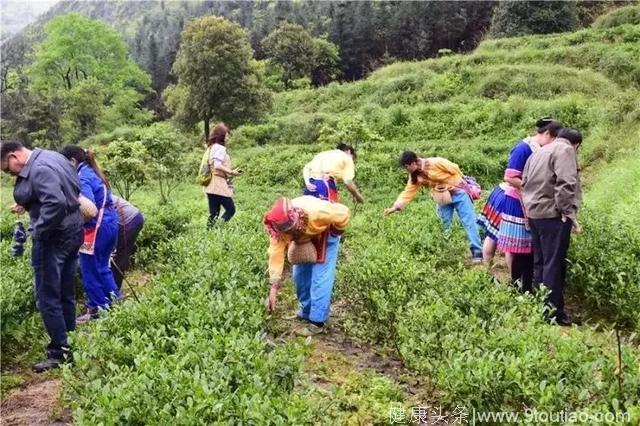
[135,205,192,266]
[569,212,640,332]
[0,240,41,355]
[230,123,278,147]
[103,138,148,200]
[593,6,640,29]
[63,223,318,424]
[398,275,640,414]
[137,122,193,204]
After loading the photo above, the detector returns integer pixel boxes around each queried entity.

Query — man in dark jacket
[1,141,84,372]
[522,128,583,326]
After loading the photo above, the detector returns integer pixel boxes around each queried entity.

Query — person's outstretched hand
[383,207,397,217]
[266,283,279,312]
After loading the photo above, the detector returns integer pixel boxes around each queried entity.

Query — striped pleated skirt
[497,195,532,254]
[477,186,506,241]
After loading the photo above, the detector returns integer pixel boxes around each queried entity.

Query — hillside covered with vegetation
[1,0,636,142]
[1,3,639,425]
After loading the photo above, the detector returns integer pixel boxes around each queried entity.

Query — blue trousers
[80,218,121,309]
[437,190,483,257]
[292,234,341,323]
[32,225,83,358]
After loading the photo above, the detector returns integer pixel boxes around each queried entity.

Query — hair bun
[535,116,553,129]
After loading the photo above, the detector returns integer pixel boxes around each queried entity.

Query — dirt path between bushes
[270,297,460,425]
[0,271,151,426]
[0,379,70,426]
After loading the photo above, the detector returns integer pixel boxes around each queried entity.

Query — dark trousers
[529,217,573,320]
[113,213,144,289]
[207,194,235,227]
[31,227,83,359]
[511,253,534,292]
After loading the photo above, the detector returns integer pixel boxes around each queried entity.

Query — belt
[310,175,335,182]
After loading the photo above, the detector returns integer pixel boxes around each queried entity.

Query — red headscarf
[263,197,305,240]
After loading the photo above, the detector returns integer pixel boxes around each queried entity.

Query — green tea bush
[472,41,640,89]
[338,207,467,343]
[398,273,640,414]
[478,23,640,51]
[568,152,640,333]
[339,206,640,415]
[0,210,15,241]
[0,240,41,355]
[64,222,321,424]
[570,212,640,332]
[135,204,192,266]
[230,122,278,147]
[593,6,640,29]
[235,145,309,190]
[273,112,336,146]
[474,65,617,100]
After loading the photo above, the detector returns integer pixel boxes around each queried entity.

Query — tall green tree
[27,13,151,144]
[30,13,149,93]
[262,22,315,88]
[490,1,578,38]
[263,22,339,88]
[166,16,271,139]
[311,38,340,87]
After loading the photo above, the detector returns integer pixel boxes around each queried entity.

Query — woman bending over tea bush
[384,151,483,262]
[264,195,350,336]
[61,146,121,322]
[302,143,365,203]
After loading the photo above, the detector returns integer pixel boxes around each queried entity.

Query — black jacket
[13,149,83,241]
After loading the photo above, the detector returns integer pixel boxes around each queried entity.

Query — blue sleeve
[79,167,109,208]
[505,142,533,177]
[79,171,96,205]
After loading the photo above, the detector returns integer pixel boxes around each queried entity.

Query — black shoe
[33,357,63,373]
[556,316,573,327]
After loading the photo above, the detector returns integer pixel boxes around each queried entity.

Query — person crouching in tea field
[384,151,483,262]
[264,196,350,336]
[111,195,144,290]
[303,143,364,203]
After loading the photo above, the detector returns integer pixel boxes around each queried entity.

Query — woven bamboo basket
[287,240,317,264]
